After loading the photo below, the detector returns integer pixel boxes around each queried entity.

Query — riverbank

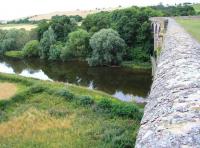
[0,73,142,147]
[4,51,152,71]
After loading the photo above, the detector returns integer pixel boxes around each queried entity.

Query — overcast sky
[0,0,199,20]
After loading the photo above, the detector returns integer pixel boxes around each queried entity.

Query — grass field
[0,73,142,147]
[0,24,37,31]
[176,18,200,42]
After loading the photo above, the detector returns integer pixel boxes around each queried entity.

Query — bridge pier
[136,18,200,147]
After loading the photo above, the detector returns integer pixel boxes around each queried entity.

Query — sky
[0,0,199,20]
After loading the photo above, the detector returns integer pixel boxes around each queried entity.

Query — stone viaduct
[135,18,200,147]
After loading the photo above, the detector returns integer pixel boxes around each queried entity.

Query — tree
[39,27,56,59]
[50,15,77,41]
[37,20,50,40]
[0,29,31,53]
[49,42,63,60]
[62,29,90,59]
[88,29,126,66]
[82,12,111,34]
[23,40,40,57]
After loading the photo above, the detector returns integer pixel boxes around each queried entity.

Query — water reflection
[20,69,52,81]
[0,57,152,102]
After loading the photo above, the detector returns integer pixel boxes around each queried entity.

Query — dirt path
[0,83,17,100]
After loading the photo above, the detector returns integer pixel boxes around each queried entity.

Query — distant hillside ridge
[28,7,122,21]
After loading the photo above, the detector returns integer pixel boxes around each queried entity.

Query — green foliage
[50,15,77,41]
[23,40,40,57]
[82,12,111,34]
[151,3,196,16]
[39,27,56,59]
[131,47,150,62]
[49,42,63,60]
[0,73,141,147]
[88,28,126,66]
[78,96,94,106]
[55,89,75,100]
[61,29,90,60]
[4,51,24,59]
[60,46,74,61]
[69,15,83,22]
[37,20,50,40]
[0,29,32,53]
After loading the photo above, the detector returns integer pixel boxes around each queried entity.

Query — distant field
[0,24,37,30]
[29,7,120,21]
[176,18,200,42]
[193,3,200,13]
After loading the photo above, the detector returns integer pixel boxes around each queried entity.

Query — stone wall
[135,18,200,148]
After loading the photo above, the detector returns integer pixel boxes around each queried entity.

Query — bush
[23,40,40,57]
[97,98,112,111]
[28,84,47,93]
[55,89,74,100]
[78,96,94,106]
[112,104,142,120]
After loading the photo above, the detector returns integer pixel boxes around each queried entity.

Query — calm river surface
[0,57,152,103]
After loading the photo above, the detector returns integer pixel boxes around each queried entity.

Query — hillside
[0,73,142,147]
[29,7,120,21]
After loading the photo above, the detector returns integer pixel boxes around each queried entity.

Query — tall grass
[0,73,143,147]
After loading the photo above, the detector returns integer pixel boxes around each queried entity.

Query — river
[0,57,152,103]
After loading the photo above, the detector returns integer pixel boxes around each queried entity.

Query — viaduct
[135,18,200,147]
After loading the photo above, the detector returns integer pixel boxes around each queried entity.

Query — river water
[0,57,152,103]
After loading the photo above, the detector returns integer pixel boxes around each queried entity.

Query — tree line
[0,4,196,66]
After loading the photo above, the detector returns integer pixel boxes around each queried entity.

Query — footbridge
[136,18,200,147]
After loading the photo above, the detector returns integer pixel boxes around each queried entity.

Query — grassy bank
[0,73,142,147]
[176,18,200,42]
[4,51,24,59]
[121,61,152,70]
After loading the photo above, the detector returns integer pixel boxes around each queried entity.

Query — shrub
[23,40,40,57]
[112,104,142,120]
[28,84,47,93]
[55,89,74,100]
[11,91,28,102]
[78,96,94,106]
[97,98,113,112]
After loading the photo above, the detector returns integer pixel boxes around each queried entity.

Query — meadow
[0,73,142,147]
[176,18,200,42]
[0,24,37,31]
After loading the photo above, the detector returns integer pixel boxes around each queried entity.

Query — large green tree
[50,15,77,41]
[62,29,90,59]
[88,29,126,66]
[39,27,56,59]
